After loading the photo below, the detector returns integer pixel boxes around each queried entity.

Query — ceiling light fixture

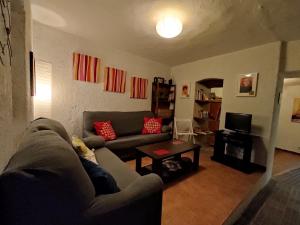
[156,15,183,39]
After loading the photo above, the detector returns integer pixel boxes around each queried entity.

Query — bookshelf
[193,79,223,145]
[151,82,176,134]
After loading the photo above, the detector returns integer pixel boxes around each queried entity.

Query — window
[34,61,52,118]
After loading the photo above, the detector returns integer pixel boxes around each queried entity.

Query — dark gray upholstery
[83,111,154,137]
[26,117,73,144]
[83,111,172,159]
[0,118,163,225]
[105,133,170,152]
[83,174,163,225]
[94,147,140,189]
[83,136,105,149]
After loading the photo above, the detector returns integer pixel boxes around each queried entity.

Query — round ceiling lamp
[156,15,183,38]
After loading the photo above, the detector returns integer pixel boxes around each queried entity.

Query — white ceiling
[31,0,300,66]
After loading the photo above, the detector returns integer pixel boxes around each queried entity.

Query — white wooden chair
[174,118,198,144]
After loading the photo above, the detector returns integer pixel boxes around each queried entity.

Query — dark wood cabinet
[211,130,253,173]
[151,82,176,134]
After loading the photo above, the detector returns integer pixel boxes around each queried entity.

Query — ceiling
[31,0,300,66]
[284,78,300,86]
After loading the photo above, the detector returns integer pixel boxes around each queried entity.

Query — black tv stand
[211,129,253,173]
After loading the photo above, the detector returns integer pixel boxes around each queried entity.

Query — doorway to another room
[273,77,300,175]
[193,78,223,147]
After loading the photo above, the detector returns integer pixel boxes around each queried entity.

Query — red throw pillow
[93,121,117,141]
[142,117,162,134]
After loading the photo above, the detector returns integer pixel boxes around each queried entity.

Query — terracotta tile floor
[128,148,263,225]
[272,149,300,176]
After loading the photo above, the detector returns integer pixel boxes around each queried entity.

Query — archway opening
[193,78,224,147]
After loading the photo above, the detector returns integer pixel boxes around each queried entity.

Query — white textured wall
[0,4,13,171]
[11,0,33,140]
[33,22,171,136]
[277,81,300,152]
[171,42,281,166]
[0,0,32,171]
[285,40,300,72]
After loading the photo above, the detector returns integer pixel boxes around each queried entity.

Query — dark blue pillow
[79,156,120,195]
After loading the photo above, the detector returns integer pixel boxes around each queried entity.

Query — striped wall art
[104,67,126,93]
[130,76,148,99]
[73,52,101,83]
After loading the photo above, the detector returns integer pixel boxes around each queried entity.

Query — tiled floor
[272,148,300,175]
[235,150,300,225]
[128,148,263,225]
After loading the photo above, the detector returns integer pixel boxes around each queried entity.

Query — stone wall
[0,0,32,171]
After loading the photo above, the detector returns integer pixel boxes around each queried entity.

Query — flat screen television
[225,112,252,133]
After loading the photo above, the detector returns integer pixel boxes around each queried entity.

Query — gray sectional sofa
[0,118,163,225]
[83,111,172,160]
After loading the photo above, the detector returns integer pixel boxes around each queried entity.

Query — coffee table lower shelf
[138,157,196,183]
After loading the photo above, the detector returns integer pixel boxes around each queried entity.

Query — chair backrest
[174,118,194,134]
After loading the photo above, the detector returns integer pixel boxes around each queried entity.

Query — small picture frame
[29,51,36,96]
[291,98,300,123]
[180,82,190,98]
[237,73,258,97]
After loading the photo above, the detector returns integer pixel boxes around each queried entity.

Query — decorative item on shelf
[73,52,101,83]
[291,98,300,123]
[169,102,175,110]
[237,73,258,97]
[0,0,12,66]
[104,66,126,93]
[130,76,148,99]
[180,81,190,98]
[195,89,210,101]
[151,81,176,135]
[29,51,36,96]
[154,77,165,84]
[210,92,216,100]
[196,110,209,119]
[168,79,173,85]
[194,78,223,146]
[157,108,172,118]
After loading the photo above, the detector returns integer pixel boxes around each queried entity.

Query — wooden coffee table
[136,140,201,182]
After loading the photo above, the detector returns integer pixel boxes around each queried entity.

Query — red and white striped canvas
[104,67,126,93]
[130,76,148,99]
[73,52,101,83]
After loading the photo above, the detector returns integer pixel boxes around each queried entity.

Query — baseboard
[275,147,300,155]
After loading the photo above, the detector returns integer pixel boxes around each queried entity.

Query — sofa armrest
[82,136,105,149]
[83,174,163,225]
[161,125,171,133]
[83,130,97,138]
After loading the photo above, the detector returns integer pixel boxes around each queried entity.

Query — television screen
[225,112,252,133]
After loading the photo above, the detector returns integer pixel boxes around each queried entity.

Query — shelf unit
[193,79,223,145]
[151,82,176,134]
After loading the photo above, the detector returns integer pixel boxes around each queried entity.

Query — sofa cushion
[83,111,154,137]
[5,130,95,210]
[142,117,162,134]
[0,169,83,225]
[79,156,120,195]
[25,117,72,145]
[83,136,105,149]
[72,136,98,164]
[94,147,140,189]
[94,121,117,141]
[105,133,171,151]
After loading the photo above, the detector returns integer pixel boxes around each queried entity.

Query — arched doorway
[193,78,224,146]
